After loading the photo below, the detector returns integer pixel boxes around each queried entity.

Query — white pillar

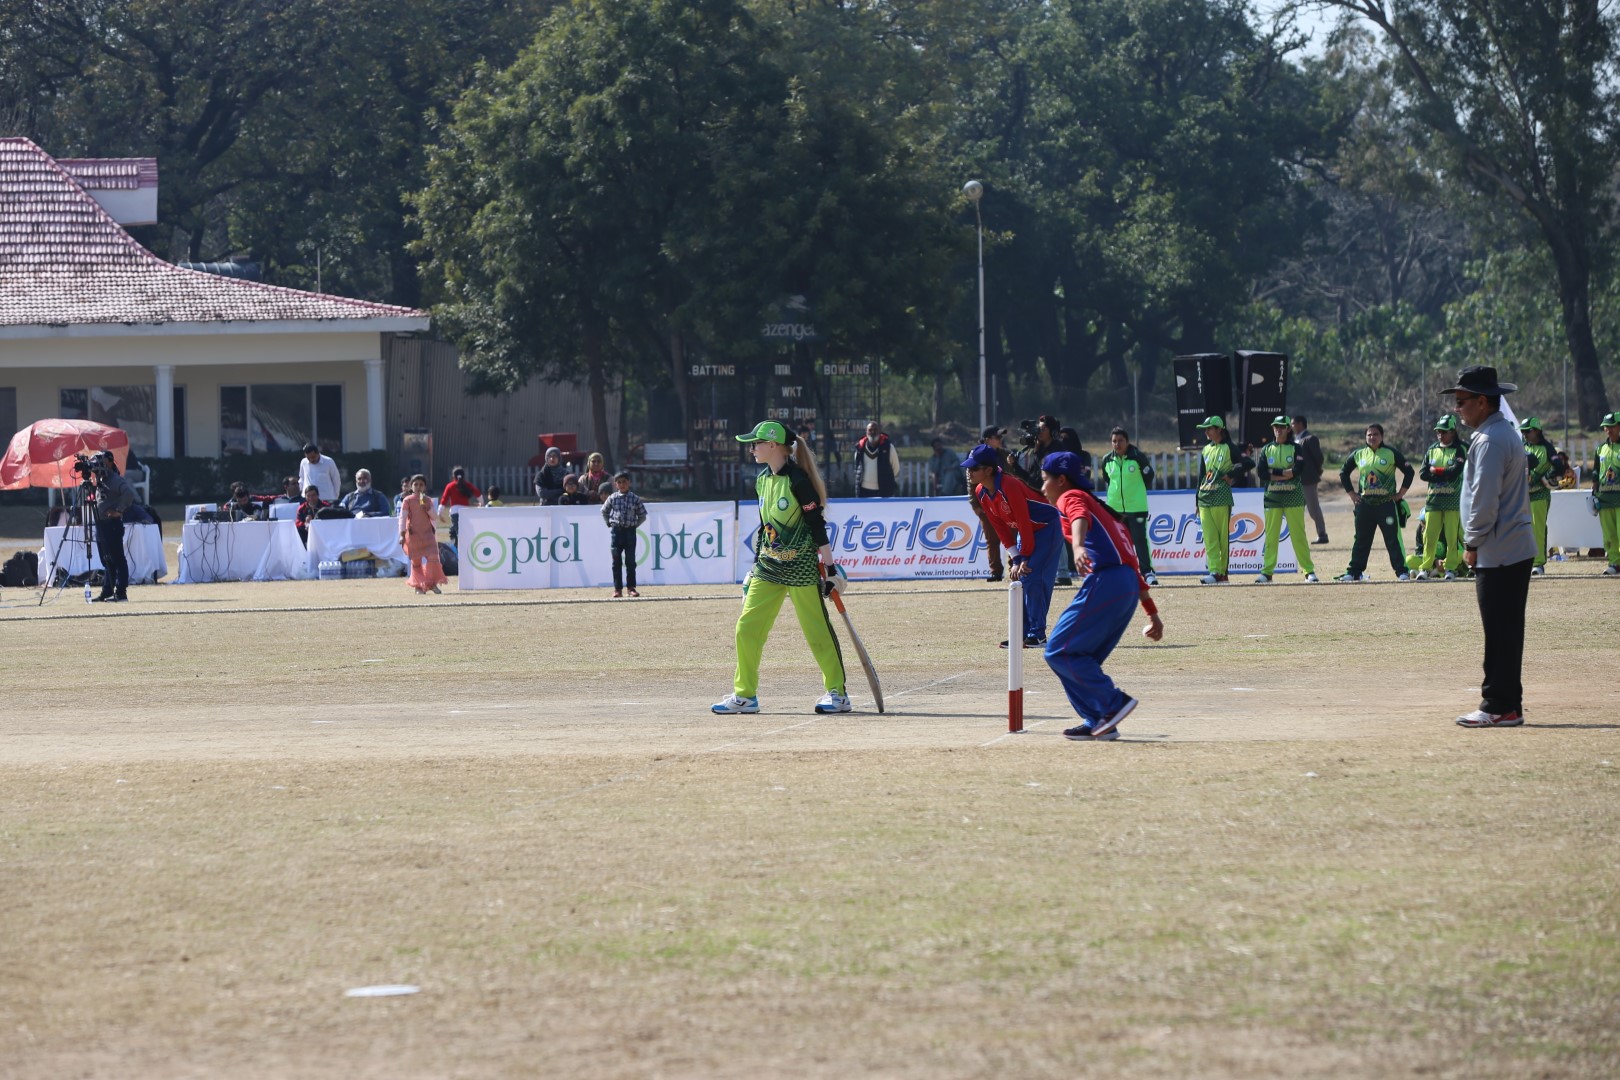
[154,364,174,458]
[364,357,386,451]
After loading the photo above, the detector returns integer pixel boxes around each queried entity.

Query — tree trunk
[584,328,613,471]
[931,371,945,427]
[1547,237,1612,428]
[666,328,691,446]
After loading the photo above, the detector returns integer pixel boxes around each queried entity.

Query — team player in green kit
[1595,412,1620,576]
[1194,416,1251,584]
[1415,414,1467,580]
[1518,417,1558,574]
[1337,423,1415,582]
[712,420,852,715]
[1253,416,1318,583]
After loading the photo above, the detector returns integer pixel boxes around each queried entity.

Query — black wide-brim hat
[1440,364,1517,396]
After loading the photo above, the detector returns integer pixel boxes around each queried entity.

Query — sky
[1254,1,1344,55]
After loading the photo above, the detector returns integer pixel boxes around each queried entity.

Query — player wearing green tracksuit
[1254,415,1317,582]
[1194,415,1250,584]
[1417,414,1467,579]
[1594,412,1620,576]
[1519,417,1557,574]
[713,420,850,715]
[1098,426,1157,585]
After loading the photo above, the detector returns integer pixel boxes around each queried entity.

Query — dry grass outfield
[1,561,1617,1078]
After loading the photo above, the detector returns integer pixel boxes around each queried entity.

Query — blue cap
[1041,451,1093,490]
[959,444,1001,470]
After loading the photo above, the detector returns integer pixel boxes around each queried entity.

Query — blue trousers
[1018,502,1063,640]
[1043,564,1138,722]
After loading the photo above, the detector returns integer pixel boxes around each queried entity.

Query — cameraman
[86,452,134,602]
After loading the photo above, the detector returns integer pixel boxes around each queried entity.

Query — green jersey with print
[1197,442,1236,507]
[752,462,825,586]
[1423,441,1465,512]
[1525,442,1553,502]
[1597,440,1620,509]
[1100,449,1150,513]
[1349,445,1401,502]
[1258,441,1303,508]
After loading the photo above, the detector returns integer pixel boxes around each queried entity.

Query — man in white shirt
[854,420,900,497]
[298,443,341,503]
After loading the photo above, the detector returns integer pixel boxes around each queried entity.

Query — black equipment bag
[1,550,39,587]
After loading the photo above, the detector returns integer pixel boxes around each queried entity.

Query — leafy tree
[412,0,959,455]
[1306,0,1618,426]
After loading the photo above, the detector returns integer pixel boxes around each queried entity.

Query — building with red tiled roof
[0,137,429,459]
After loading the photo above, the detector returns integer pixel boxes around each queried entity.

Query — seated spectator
[483,485,507,507]
[534,447,567,505]
[295,484,327,546]
[580,453,610,503]
[271,476,302,505]
[341,468,392,517]
[225,483,262,522]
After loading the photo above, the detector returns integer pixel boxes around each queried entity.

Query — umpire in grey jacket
[1446,366,1535,727]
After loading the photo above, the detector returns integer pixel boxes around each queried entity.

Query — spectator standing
[298,443,341,503]
[1445,366,1534,726]
[1291,415,1329,544]
[1591,411,1620,575]
[1194,416,1250,584]
[855,420,900,497]
[439,466,481,546]
[602,471,648,598]
[579,453,611,503]
[928,438,965,496]
[1337,423,1415,582]
[534,447,567,505]
[1416,415,1468,580]
[398,474,446,595]
[341,469,391,517]
[1254,416,1318,583]
[295,484,327,547]
[1098,426,1157,586]
[1055,426,1092,473]
[1519,418,1558,575]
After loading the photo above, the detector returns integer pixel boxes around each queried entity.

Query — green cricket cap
[736,420,789,444]
[1270,415,1291,427]
[1195,415,1226,429]
[1603,411,1620,427]
[1518,416,1543,431]
[1434,414,1457,431]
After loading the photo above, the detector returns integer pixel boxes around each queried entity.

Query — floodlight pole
[964,180,986,433]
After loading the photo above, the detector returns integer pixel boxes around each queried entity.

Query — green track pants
[1262,505,1314,576]
[1420,508,1464,573]
[1199,506,1231,576]
[1530,499,1548,567]
[1601,505,1620,568]
[733,578,846,700]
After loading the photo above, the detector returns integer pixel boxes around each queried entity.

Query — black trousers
[1123,512,1154,575]
[611,526,638,591]
[1346,498,1406,577]
[1474,557,1532,715]
[95,516,129,596]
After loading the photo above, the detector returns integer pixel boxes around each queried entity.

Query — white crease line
[886,671,968,698]
[981,718,1054,747]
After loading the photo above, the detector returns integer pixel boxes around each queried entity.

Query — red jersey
[439,479,482,508]
[1055,487,1146,584]
[973,472,1055,557]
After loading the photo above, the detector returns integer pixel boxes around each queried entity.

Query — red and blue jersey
[973,472,1056,557]
[1055,488,1144,579]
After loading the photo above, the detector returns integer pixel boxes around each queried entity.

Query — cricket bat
[825,583,884,713]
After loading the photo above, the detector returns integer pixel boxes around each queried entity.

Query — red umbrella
[0,419,131,490]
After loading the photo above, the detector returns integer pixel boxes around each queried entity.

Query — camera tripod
[37,483,100,606]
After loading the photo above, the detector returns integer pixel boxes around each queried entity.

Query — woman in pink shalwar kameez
[398,474,446,594]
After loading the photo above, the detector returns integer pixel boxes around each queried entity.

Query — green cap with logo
[1434,414,1457,431]
[1195,415,1226,429]
[1270,414,1291,427]
[1603,411,1620,427]
[736,420,789,444]
[1518,416,1543,431]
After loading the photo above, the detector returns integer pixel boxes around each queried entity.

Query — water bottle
[84,584,93,604]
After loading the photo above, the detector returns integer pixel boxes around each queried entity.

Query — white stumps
[1008,579,1024,732]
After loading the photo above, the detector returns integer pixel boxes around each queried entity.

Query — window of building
[59,385,160,456]
[220,384,343,455]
